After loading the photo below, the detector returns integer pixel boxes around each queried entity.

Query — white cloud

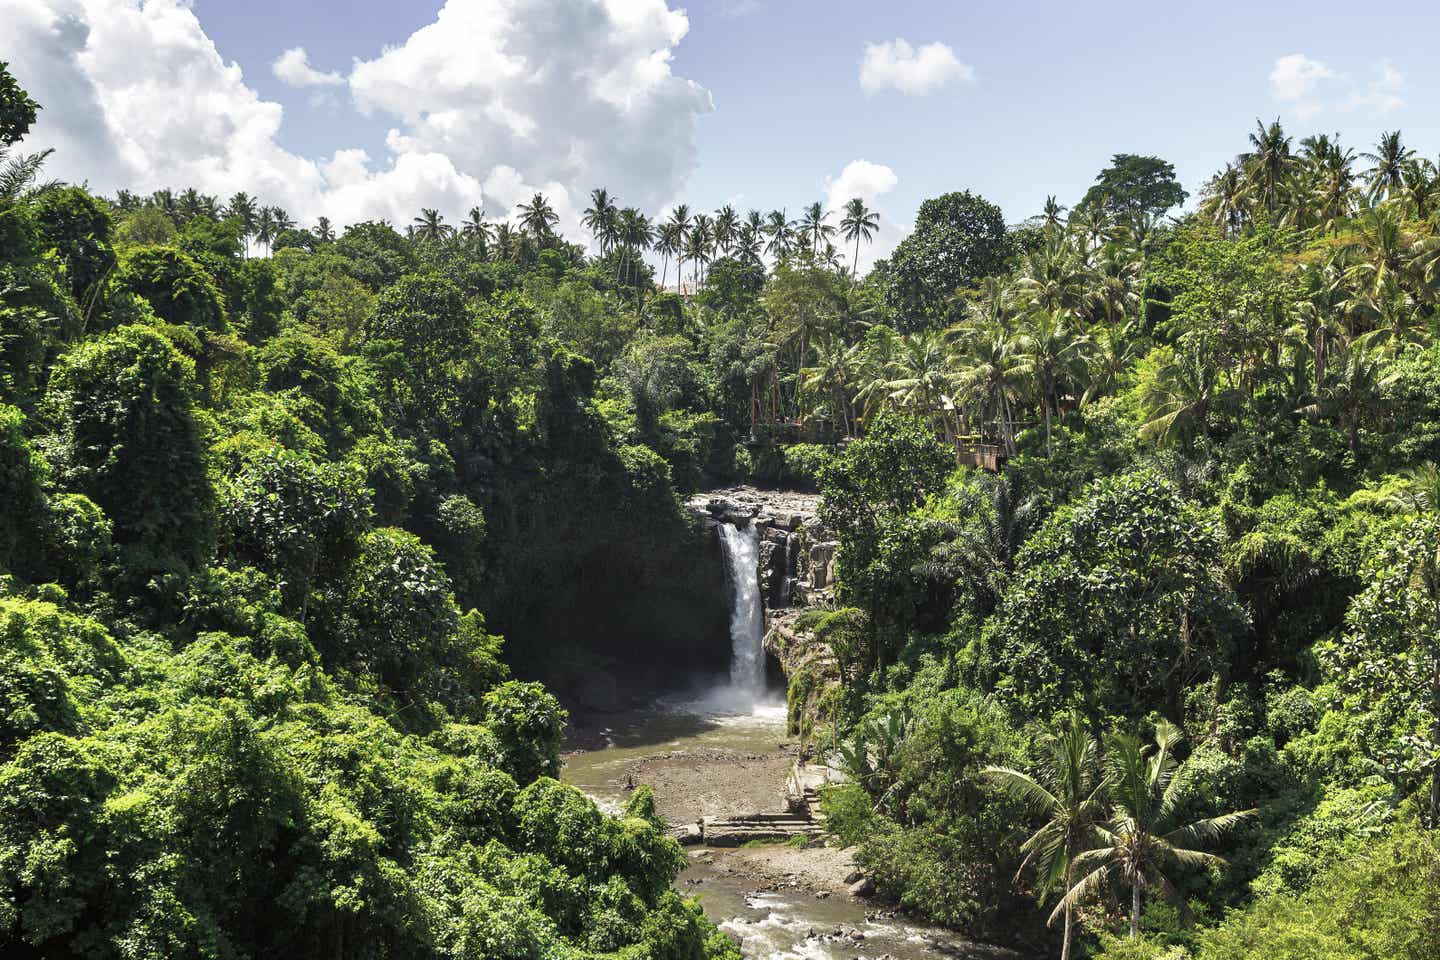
[1338,59,1405,114]
[822,159,899,273]
[272,46,344,88]
[1269,54,1405,120]
[859,39,973,96]
[1269,53,1332,101]
[2,0,712,240]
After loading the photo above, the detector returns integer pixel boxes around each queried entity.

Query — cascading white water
[718,521,766,697]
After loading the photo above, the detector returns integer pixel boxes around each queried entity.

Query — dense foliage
[0,68,741,960]
[5,53,1440,959]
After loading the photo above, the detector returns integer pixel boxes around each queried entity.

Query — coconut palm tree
[1015,309,1089,456]
[714,204,739,256]
[1362,130,1416,204]
[981,712,1107,960]
[315,216,335,244]
[1041,195,1068,233]
[1057,722,1255,940]
[412,208,453,243]
[583,187,620,254]
[687,213,714,289]
[618,207,653,286]
[734,224,763,267]
[886,329,955,437]
[461,206,491,254]
[517,192,559,239]
[493,222,519,261]
[798,201,835,257]
[655,222,682,289]
[1242,118,1295,220]
[254,206,277,256]
[227,192,258,256]
[1197,165,1248,238]
[667,204,692,294]
[763,209,793,260]
[839,198,880,280]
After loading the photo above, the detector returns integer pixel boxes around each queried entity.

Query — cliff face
[691,487,840,734]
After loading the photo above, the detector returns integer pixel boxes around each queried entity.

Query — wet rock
[847,877,875,897]
[843,870,863,884]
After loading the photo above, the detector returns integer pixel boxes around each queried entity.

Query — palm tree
[733,224,763,266]
[1196,165,1248,238]
[655,222,682,289]
[270,206,295,236]
[1015,309,1089,456]
[763,209,793,260]
[839,198,880,280]
[461,206,491,253]
[254,206,277,256]
[687,214,714,289]
[583,187,620,254]
[227,192,258,256]
[1041,195,1068,233]
[618,207,653,286]
[517,192,559,239]
[1137,342,1234,447]
[982,712,1107,960]
[1242,118,1295,220]
[412,208,453,243]
[1397,159,1440,221]
[493,222,518,261]
[1362,130,1415,204]
[1058,722,1255,939]
[667,204,692,294]
[886,329,953,436]
[713,204,739,255]
[798,202,835,257]
[314,216,335,244]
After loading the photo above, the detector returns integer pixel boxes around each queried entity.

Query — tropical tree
[1015,308,1089,455]
[655,222,681,289]
[981,712,1107,960]
[461,206,491,253]
[763,209,793,260]
[839,198,880,279]
[798,202,835,257]
[517,193,559,239]
[1362,130,1416,204]
[582,187,620,254]
[1242,119,1295,220]
[227,192,258,255]
[1058,722,1255,939]
[713,204,739,255]
[412,208,453,243]
[666,204,691,293]
[314,216,336,244]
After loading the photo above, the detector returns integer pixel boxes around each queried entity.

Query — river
[562,695,1014,960]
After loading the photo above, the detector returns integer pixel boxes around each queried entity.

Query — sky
[5,0,1440,270]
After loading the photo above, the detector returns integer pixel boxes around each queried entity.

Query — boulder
[847,876,875,897]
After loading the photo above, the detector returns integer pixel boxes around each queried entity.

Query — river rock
[847,877,875,897]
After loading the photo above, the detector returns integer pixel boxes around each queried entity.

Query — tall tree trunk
[1130,880,1141,939]
[1061,901,1073,960]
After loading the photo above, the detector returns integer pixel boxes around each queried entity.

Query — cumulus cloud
[272,46,344,88]
[1269,53,1332,101]
[1,0,712,238]
[860,39,973,95]
[1269,54,1405,120]
[822,159,900,273]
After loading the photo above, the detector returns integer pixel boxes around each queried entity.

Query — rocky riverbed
[562,697,1023,960]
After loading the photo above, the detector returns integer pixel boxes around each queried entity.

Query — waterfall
[718,521,766,697]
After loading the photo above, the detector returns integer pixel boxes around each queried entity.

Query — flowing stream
[562,699,1004,960]
[719,521,767,701]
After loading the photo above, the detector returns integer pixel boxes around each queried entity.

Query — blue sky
[8,0,1439,266]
